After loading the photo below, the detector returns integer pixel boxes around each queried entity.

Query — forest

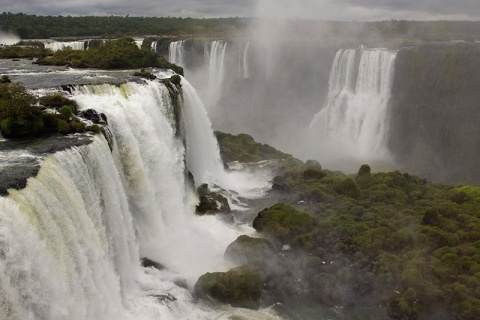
[1,12,480,42]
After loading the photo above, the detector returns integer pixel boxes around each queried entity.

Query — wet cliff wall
[389,43,480,185]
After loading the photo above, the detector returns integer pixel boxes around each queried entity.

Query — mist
[0,31,20,45]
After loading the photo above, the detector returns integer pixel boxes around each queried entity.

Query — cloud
[1,0,256,17]
[0,0,479,20]
[255,0,480,20]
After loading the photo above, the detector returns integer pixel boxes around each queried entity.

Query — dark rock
[224,235,277,265]
[79,109,108,125]
[195,184,231,215]
[194,263,266,310]
[173,279,189,289]
[141,257,165,270]
[149,293,177,303]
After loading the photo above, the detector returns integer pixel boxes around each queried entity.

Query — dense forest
[1,12,480,41]
[0,12,249,38]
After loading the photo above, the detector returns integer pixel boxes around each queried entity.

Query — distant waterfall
[151,41,157,53]
[206,40,227,109]
[44,41,88,51]
[309,48,397,166]
[243,41,250,79]
[169,40,185,66]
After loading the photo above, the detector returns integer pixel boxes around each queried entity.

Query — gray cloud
[0,0,479,20]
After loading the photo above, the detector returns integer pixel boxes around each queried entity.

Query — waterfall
[181,78,227,188]
[206,40,227,109]
[168,40,185,66]
[309,48,397,168]
[0,136,138,320]
[151,41,157,53]
[0,78,278,319]
[44,41,87,51]
[243,41,250,79]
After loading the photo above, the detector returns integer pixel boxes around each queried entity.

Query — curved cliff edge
[0,134,94,196]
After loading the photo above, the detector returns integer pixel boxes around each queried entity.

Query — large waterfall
[308,48,397,169]
[0,79,278,319]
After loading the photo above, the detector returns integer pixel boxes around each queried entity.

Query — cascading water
[0,136,138,320]
[44,41,87,51]
[243,41,251,79]
[168,40,185,66]
[206,40,227,109]
[150,41,157,53]
[308,48,397,169]
[0,77,279,319]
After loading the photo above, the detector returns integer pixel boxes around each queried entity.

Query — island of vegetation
[34,37,183,74]
[193,131,480,320]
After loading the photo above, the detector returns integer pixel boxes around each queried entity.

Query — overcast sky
[1,0,480,21]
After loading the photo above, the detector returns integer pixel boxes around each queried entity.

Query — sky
[1,0,480,21]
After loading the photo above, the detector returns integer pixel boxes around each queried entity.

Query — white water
[206,40,228,110]
[308,48,397,169]
[0,31,20,46]
[168,40,185,66]
[181,77,273,203]
[243,41,251,79]
[150,41,157,53]
[0,77,280,319]
[44,41,87,51]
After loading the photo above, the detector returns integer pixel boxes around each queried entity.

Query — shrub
[170,74,181,85]
[57,119,70,133]
[334,178,361,198]
[59,105,74,120]
[358,164,371,176]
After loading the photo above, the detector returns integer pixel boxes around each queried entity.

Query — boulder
[79,109,108,125]
[194,263,266,309]
[195,184,231,215]
[224,235,277,265]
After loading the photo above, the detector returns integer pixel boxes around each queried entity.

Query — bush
[334,178,361,198]
[56,119,70,133]
[170,74,181,85]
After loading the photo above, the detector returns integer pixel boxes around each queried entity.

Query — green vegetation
[35,37,183,74]
[1,13,480,43]
[194,263,267,309]
[224,235,276,265]
[214,131,294,163]
[0,82,100,138]
[0,13,248,39]
[0,42,50,59]
[213,133,480,318]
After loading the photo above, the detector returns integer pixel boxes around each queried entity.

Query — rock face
[389,43,480,185]
[194,264,266,309]
[195,184,231,215]
[224,235,277,265]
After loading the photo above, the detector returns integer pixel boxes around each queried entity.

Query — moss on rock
[194,264,266,309]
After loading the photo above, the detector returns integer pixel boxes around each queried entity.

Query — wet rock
[195,184,231,215]
[141,257,165,270]
[224,235,277,265]
[194,263,266,310]
[79,109,108,125]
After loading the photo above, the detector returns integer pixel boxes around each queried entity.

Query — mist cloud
[0,31,20,45]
